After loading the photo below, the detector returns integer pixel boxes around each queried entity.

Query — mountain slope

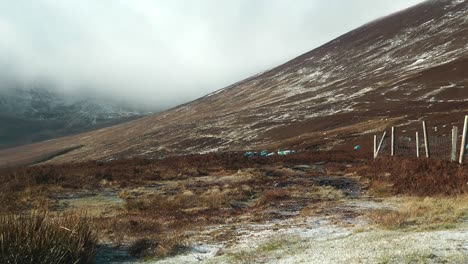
[0,87,150,149]
[1,0,467,167]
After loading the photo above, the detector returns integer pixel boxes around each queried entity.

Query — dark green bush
[0,211,97,264]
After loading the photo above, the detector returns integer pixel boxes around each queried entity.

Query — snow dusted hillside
[0,0,467,166]
[0,87,150,149]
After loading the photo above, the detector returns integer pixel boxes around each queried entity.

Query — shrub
[0,211,97,264]
[366,157,468,196]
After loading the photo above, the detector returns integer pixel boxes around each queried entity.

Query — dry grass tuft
[368,196,468,230]
[0,211,97,264]
[258,189,291,205]
[299,187,345,217]
[312,186,345,201]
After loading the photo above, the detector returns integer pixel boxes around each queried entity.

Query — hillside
[0,86,150,149]
[0,0,467,167]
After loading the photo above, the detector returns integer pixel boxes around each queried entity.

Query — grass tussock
[125,186,252,215]
[368,196,468,230]
[97,186,255,251]
[96,216,190,259]
[0,211,97,264]
[129,233,190,260]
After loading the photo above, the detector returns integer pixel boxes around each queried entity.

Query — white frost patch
[229,218,353,254]
[410,58,428,66]
[420,19,435,28]
[418,83,457,100]
[152,244,222,264]
[304,105,354,119]
[198,147,220,154]
[348,87,375,99]
[204,88,227,98]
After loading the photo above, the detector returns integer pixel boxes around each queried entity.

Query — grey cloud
[0,0,424,109]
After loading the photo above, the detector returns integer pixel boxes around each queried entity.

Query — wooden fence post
[374,135,377,159]
[375,131,387,159]
[422,121,430,158]
[459,115,468,164]
[391,126,395,156]
[452,126,458,162]
[416,131,420,158]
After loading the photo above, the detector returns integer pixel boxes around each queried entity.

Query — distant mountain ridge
[0,86,150,149]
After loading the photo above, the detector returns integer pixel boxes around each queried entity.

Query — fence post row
[373,116,468,162]
[459,115,468,164]
[422,121,430,158]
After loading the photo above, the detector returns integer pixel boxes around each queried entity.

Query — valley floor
[157,207,468,264]
[1,152,467,263]
[95,193,468,264]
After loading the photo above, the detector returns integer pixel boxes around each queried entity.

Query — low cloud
[0,0,423,109]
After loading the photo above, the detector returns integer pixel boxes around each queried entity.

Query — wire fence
[376,133,463,161]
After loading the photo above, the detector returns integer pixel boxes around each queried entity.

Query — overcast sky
[0,0,424,109]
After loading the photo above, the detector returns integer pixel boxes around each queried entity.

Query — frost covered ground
[119,199,468,264]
